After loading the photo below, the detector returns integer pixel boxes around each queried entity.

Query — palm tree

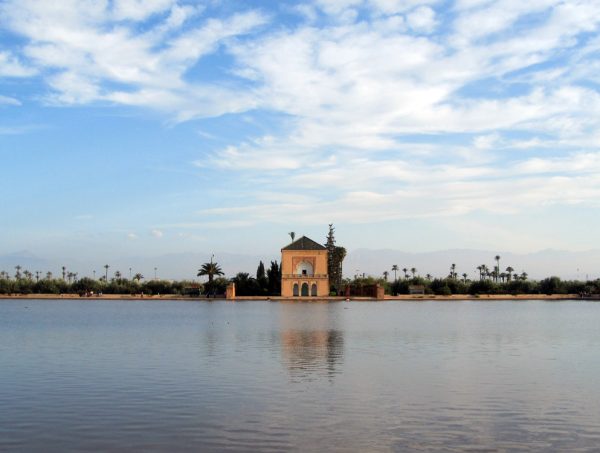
[425,273,432,280]
[476,265,483,281]
[410,267,417,278]
[62,266,66,281]
[491,269,498,282]
[481,264,489,280]
[391,264,399,281]
[104,264,109,282]
[402,268,408,279]
[462,273,468,283]
[23,270,32,281]
[520,271,528,281]
[383,271,389,281]
[197,256,224,283]
[506,266,514,282]
[46,271,53,280]
[114,270,122,280]
[15,265,22,280]
[133,273,144,282]
[289,232,295,243]
[450,263,457,279]
[494,255,501,283]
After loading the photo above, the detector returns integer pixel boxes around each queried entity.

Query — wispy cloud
[1,0,266,117]
[0,94,20,105]
[2,0,600,247]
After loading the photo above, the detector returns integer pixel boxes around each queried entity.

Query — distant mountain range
[1,248,598,281]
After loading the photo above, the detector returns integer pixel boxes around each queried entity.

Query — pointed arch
[301,283,309,297]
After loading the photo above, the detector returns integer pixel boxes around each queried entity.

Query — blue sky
[2,0,600,266]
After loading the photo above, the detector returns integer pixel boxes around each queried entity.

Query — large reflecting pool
[1,299,600,451]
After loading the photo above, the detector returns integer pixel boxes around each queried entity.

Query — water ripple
[1,299,600,451]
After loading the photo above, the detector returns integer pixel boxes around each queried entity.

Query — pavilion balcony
[282,274,329,279]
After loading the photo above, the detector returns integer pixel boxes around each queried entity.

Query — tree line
[2,251,597,297]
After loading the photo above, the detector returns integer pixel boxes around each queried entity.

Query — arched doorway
[293,283,299,296]
[296,261,314,276]
[301,283,309,296]
[311,284,317,296]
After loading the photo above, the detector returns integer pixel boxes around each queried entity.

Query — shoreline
[0,293,593,301]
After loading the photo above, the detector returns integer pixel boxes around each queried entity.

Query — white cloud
[0,50,36,77]
[3,0,600,236]
[1,1,266,116]
[406,6,437,33]
[0,94,20,106]
[314,0,362,16]
[151,229,164,238]
[112,0,175,21]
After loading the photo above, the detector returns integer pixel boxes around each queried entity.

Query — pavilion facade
[281,236,329,297]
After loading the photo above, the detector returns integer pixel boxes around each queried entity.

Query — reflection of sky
[3,299,600,451]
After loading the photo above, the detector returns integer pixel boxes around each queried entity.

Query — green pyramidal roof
[282,236,326,251]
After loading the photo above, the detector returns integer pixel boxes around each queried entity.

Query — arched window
[311,284,317,296]
[296,261,313,276]
[301,283,309,297]
[293,283,299,297]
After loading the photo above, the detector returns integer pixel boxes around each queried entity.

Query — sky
[1,0,600,267]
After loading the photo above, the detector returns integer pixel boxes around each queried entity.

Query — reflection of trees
[281,329,344,379]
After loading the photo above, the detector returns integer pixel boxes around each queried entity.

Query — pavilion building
[281,236,329,297]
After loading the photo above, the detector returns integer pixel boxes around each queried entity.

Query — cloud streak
[2,0,600,248]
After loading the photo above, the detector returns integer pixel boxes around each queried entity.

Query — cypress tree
[325,224,346,294]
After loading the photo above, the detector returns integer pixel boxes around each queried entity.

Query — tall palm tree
[46,271,53,280]
[410,267,417,278]
[476,265,483,281]
[450,263,457,279]
[289,232,295,243]
[494,255,501,283]
[104,264,109,282]
[133,273,144,282]
[62,266,66,281]
[15,265,22,279]
[425,273,432,280]
[383,271,389,281]
[402,267,408,279]
[520,271,528,281]
[506,266,514,281]
[391,264,399,281]
[197,257,224,283]
[481,264,489,280]
[114,270,122,280]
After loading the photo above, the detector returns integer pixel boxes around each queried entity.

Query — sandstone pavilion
[281,236,330,297]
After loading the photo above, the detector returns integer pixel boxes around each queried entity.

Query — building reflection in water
[278,302,344,380]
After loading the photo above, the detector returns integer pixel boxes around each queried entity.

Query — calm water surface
[1,299,600,451]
